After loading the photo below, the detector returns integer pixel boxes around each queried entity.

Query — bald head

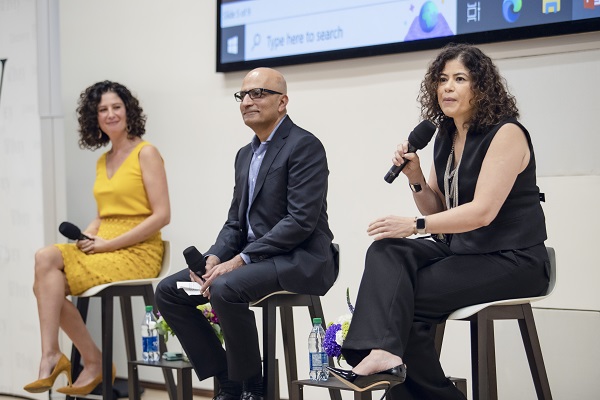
[243,68,287,95]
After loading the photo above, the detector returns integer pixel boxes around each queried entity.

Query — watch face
[410,183,422,193]
[416,218,426,230]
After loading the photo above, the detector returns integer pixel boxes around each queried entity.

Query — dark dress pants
[155,258,283,382]
[342,238,549,400]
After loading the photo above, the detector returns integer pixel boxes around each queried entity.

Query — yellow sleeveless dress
[57,141,163,295]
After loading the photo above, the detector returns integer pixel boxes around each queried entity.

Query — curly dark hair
[418,43,519,136]
[76,80,146,150]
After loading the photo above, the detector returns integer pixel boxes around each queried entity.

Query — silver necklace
[443,133,461,210]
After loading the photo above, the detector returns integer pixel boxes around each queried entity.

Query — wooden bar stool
[67,241,177,400]
[435,246,557,400]
[249,243,341,400]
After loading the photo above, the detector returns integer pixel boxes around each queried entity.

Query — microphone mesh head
[408,120,437,150]
[58,221,82,241]
[183,246,203,265]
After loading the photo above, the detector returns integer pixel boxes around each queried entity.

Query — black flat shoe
[327,364,407,399]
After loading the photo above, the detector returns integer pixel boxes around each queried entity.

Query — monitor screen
[217,0,600,72]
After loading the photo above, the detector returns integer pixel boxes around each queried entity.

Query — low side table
[128,359,193,400]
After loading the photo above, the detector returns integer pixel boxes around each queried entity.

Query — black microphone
[384,120,437,184]
[58,221,92,241]
[183,246,206,277]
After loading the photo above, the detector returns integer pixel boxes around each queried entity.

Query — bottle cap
[312,317,321,324]
[145,305,153,312]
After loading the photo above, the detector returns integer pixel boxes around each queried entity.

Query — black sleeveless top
[433,118,547,254]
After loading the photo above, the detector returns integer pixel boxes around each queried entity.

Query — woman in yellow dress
[24,81,170,395]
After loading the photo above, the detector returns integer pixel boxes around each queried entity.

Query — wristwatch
[416,217,426,234]
[409,182,423,193]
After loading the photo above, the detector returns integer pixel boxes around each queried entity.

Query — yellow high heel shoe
[23,353,72,393]
[56,363,116,396]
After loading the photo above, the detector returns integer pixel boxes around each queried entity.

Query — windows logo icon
[503,0,522,23]
[227,35,239,55]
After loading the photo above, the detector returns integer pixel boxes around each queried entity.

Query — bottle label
[142,336,158,352]
[309,352,327,369]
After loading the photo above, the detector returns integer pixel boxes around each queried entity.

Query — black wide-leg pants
[155,259,283,382]
[342,238,549,400]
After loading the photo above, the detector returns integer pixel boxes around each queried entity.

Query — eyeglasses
[234,88,283,102]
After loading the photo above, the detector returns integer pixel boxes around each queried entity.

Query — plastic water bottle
[308,317,329,381]
[141,305,160,362]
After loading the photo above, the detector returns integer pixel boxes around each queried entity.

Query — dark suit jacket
[207,116,337,295]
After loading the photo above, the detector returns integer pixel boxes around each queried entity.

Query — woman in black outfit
[328,43,549,400]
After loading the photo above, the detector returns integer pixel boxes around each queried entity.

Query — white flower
[335,329,345,346]
[336,314,352,324]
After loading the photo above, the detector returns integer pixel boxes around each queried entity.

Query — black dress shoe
[327,364,407,397]
[213,391,239,400]
[240,391,264,400]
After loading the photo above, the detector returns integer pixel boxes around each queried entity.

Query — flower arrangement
[197,304,224,345]
[323,288,355,366]
[155,305,224,345]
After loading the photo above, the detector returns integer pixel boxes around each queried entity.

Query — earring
[98,129,103,139]
[127,124,132,133]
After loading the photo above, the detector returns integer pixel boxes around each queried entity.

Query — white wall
[0,0,66,397]
[54,1,600,399]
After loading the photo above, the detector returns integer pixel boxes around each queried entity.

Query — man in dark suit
[156,68,337,400]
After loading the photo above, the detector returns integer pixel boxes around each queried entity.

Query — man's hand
[199,254,246,298]
[204,255,220,275]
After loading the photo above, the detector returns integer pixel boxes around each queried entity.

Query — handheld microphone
[58,221,92,241]
[183,246,206,277]
[384,120,437,184]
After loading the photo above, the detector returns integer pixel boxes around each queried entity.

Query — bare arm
[393,141,445,215]
[412,161,446,215]
[82,217,101,237]
[77,216,101,253]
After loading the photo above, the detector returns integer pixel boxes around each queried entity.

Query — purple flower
[346,287,355,314]
[196,304,224,345]
[324,324,342,358]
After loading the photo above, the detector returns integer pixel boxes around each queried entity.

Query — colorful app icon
[419,1,439,33]
[543,0,560,13]
[583,0,599,9]
[503,0,522,23]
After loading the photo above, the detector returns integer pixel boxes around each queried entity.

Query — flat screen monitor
[217,0,600,72]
